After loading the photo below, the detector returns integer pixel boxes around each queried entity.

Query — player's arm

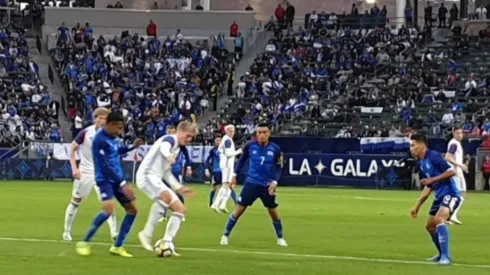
[268,150,284,195]
[70,129,85,179]
[224,139,242,157]
[118,138,144,155]
[445,144,468,172]
[411,184,432,218]
[180,145,193,175]
[205,149,213,177]
[94,139,126,186]
[422,153,456,186]
[159,136,177,164]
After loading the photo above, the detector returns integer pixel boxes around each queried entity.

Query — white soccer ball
[154,239,173,258]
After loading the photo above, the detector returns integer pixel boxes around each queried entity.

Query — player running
[445,127,467,225]
[63,107,119,241]
[76,111,143,258]
[220,123,287,247]
[409,134,460,265]
[211,125,242,213]
[137,121,196,255]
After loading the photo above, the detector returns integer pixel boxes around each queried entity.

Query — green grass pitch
[1,181,490,275]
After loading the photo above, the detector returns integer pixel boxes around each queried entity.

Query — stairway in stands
[27,37,73,141]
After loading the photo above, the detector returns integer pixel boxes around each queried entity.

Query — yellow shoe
[76,241,91,256]
[109,246,133,258]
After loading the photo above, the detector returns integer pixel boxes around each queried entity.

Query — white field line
[0,236,489,269]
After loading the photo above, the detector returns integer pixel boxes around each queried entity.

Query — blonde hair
[93,107,110,118]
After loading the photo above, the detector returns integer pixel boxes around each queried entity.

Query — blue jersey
[172,146,191,175]
[92,129,133,186]
[235,141,283,186]
[206,147,221,173]
[418,150,460,200]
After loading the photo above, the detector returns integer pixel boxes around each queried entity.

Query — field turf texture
[1,181,490,275]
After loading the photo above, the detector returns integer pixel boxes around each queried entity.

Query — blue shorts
[429,194,462,217]
[97,182,133,205]
[238,183,278,209]
[212,171,222,186]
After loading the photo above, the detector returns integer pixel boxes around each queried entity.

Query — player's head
[256,122,271,144]
[167,125,176,135]
[224,124,235,138]
[105,111,125,137]
[452,126,464,141]
[176,121,196,146]
[214,135,222,146]
[93,107,110,128]
[410,134,428,159]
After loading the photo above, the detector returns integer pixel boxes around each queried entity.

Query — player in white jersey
[445,126,467,225]
[62,108,119,241]
[211,125,243,213]
[137,121,196,255]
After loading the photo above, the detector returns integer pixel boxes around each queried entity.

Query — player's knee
[125,204,138,215]
[71,197,82,204]
[425,223,436,233]
[433,215,446,225]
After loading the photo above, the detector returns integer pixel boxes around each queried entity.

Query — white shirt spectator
[97,95,111,107]
[31,94,42,104]
[441,112,454,124]
[74,115,83,130]
[476,6,487,19]
[465,79,477,90]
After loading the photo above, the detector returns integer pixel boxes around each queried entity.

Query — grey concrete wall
[43,7,256,36]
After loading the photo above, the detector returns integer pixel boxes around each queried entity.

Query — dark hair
[106,111,124,123]
[453,126,463,132]
[410,134,428,145]
[167,124,176,131]
[257,122,270,129]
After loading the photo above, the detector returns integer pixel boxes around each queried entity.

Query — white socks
[64,202,79,232]
[64,201,118,236]
[163,212,185,242]
[143,202,167,238]
[212,186,231,209]
[451,198,464,219]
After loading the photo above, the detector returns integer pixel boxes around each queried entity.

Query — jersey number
[443,195,459,212]
[260,156,265,165]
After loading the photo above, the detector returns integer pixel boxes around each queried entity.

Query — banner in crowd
[360,107,383,114]
[50,143,213,163]
[359,137,411,153]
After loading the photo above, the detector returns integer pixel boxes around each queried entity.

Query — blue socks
[115,213,137,247]
[431,232,441,254]
[209,190,216,206]
[224,214,238,237]
[230,190,237,204]
[436,223,450,258]
[83,211,111,242]
[273,220,283,238]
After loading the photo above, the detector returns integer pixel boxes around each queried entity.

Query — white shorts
[453,174,467,192]
[72,174,102,200]
[136,174,179,204]
[220,167,234,183]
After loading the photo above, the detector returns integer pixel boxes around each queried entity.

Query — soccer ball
[154,239,173,258]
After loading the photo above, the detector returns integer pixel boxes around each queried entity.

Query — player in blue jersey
[409,134,460,265]
[220,123,288,247]
[206,136,223,206]
[76,111,144,258]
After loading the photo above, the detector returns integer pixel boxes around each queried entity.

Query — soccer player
[409,134,460,265]
[205,135,225,207]
[76,111,143,258]
[220,123,288,247]
[63,107,118,241]
[211,125,242,213]
[137,121,196,254]
[445,127,467,225]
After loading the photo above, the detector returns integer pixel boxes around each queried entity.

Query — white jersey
[75,125,97,174]
[136,135,181,180]
[218,135,236,170]
[447,138,464,176]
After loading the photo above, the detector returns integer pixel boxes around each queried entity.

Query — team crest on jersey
[252,150,257,154]
[267,151,274,156]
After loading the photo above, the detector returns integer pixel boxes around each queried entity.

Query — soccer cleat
[450,217,462,225]
[75,241,91,256]
[445,221,453,225]
[158,217,167,223]
[277,238,288,247]
[109,246,134,257]
[426,254,441,262]
[219,207,229,213]
[169,242,181,256]
[62,232,73,241]
[220,236,229,246]
[211,206,221,213]
[138,231,154,252]
[438,256,452,265]
[182,217,186,222]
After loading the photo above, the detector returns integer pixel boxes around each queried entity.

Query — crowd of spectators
[50,21,235,144]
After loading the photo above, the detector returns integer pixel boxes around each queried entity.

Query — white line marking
[0,236,489,269]
[353,196,415,202]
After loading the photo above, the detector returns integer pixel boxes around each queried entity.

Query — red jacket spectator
[274,4,285,20]
[482,158,490,174]
[146,20,157,37]
[482,137,490,149]
[230,21,238,37]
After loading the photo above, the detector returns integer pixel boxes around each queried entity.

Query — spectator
[234,32,244,60]
[195,3,203,10]
[476,5,487,20]
[73,111,83,137]
[424,3,433,27]
[438,3,447,28]
[146,19,157,37]
[449,4,458,26]
[405,3,413,27]
[482,155,490,188]
[114,1,123,8]
[152,2,159,9]
[245,4,253,11]
[274,4,285,28]
[230,21,238,37]
[285,2,295,30]
[351,4,358,15]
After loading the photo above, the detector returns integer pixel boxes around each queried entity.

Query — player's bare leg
[449,192,465,225]
[267,208,287,247]
[110,185,138,258]
[76,199,117,256]
[221,204,247,245]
